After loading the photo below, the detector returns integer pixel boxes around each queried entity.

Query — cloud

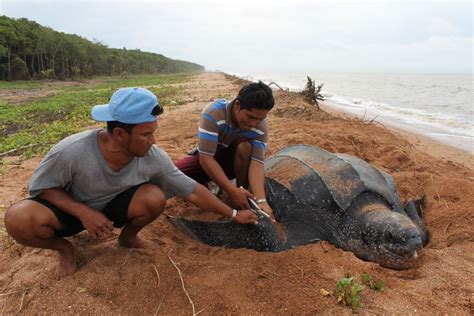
[2,0,472,73]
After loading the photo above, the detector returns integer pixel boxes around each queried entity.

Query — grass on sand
[0,73,192,159]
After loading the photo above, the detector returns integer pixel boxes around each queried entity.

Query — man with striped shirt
[175,81,275,220]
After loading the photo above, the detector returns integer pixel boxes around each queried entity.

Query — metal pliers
[248,198,270,219]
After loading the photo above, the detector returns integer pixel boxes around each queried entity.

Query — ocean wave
[326,94,473,131]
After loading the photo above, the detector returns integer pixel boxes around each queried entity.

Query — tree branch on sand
[0,143,40,157]
[301,76,325,110]
[268,82,289,92]
[168,250,203,315]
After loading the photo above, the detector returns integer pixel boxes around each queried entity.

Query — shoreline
[319,100,473,169]
[321,98,473,155]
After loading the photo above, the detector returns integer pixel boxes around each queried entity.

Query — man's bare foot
[118,235,157,249]
[55,249,77,280]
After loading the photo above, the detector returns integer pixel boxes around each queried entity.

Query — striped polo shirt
[197,99,268,163]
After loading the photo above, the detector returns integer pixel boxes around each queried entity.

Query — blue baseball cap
[91,87,160,124]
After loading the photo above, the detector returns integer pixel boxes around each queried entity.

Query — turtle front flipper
[265,177,297,219]
[171,217,284,252]
[266,177,339,247]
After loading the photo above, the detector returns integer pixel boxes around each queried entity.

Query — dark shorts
[28,184,143,237]
[174,138,249,184]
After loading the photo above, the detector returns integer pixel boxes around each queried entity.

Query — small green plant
[320,273,386,311]
[361,272,385,291]
[335,276,364,310]
[76,287,88,293]
[215,93,231,99]
[0,204,8,239]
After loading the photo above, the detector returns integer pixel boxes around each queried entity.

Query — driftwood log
[301,76,324,110]
[268,82,289,92]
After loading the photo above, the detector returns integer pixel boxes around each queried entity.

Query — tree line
[0,15,205,81]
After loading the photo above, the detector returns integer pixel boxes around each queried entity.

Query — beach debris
[320,288,332,296]
[76,287,88,293]
[268,81,289,92]
[168,249,201,316]
[301,76,324,109]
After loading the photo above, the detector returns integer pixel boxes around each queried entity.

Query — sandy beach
[0,72,473,314]
[318,100,474,170]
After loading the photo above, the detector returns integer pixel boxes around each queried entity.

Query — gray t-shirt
[29,129,197,211]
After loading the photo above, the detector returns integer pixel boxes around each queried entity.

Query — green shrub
[11,57,30,80]
[320,273,386,311]
[335,277,364,310]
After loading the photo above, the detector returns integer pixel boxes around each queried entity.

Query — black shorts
[28,184,143,237]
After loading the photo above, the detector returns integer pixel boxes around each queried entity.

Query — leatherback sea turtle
[174,145,429,270]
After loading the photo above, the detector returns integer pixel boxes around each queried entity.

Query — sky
[1,0,472,74]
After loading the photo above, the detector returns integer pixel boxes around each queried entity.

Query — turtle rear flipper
[404,196,429,246]
[171,217,282,252]
[411,194,426,218]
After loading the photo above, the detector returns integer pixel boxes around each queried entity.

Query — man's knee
[130,184,166,219]
[5,201,55,240]
[235,141,252,160]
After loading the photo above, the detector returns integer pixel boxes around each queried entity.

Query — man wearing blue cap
[5,87,258,279]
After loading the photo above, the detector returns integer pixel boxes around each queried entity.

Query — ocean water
[231,71,473,154]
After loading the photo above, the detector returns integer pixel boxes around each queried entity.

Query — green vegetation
[0,204,7,238]
[215,93,232,100]
[0,79,44,90]
[335,276,364,310]
[89,73,189,90]
[320,273,385,311]
[361,272,385,291]
[0,15,204,81]
[0,73,188,159]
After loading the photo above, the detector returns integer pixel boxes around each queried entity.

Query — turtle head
[340,205,423,270]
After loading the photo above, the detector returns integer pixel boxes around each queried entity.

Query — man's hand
[78,209,114,238]
[38,188,114,238]
[229,186,254,209]
[233,209,258,225]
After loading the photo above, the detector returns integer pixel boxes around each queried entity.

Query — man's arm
[199,154,252,209]
[184,183,258,224]
[248,160,275,221]
[39,188,114,238]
